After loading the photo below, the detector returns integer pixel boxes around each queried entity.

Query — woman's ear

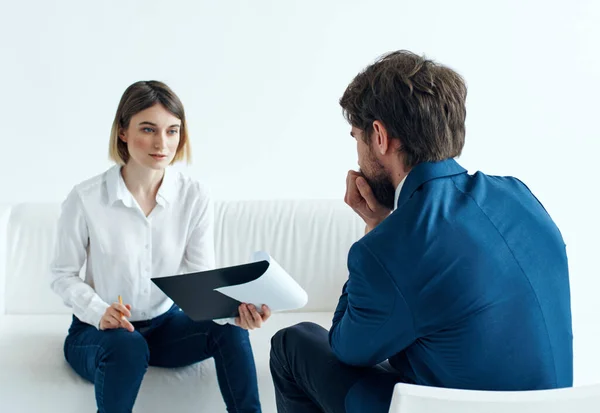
[119,128,127,143]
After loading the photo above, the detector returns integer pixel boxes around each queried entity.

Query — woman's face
[119,104,181,170]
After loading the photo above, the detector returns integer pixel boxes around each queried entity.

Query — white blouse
[49,165,227,328]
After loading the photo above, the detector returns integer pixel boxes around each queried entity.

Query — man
[269,50,573,413]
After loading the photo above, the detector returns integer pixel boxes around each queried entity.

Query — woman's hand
[235,304,271,330]
[100,302,135,332]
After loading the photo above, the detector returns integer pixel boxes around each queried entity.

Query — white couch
[0,200,365,413]
[0,200,599,413]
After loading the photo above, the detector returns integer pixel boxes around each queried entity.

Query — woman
[50,80,269,413]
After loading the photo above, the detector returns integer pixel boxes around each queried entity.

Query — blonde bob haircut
[108,80,191,165]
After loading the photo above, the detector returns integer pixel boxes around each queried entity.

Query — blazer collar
[397,159,467,209]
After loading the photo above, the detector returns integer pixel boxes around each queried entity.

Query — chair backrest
[0,200,364,315]
[388,382,600,413]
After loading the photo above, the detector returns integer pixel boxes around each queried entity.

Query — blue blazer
[329,159,573,410]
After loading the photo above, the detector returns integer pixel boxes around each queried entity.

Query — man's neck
[391,167,410,190]
[391,164,411,210]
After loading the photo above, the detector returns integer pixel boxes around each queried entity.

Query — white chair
[388,382,600,413]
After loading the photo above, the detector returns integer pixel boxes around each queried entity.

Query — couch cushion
[0,312,333,413]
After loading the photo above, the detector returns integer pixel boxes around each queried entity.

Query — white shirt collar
[393,175,407,211]
[156,167,177,206]
[106,164,177,207]
[106,165,131,206]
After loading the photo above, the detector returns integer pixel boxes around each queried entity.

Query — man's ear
[372,120,390,155]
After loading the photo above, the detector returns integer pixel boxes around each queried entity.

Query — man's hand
[100,302,135,332]
[344,170,391,231]
[236,304,271,330]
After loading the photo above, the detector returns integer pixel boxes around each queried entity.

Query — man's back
[270,50,575,413]
[361,159,573,390]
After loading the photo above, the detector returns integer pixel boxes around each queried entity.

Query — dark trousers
[64,305,261,413]
[270,322,408,413]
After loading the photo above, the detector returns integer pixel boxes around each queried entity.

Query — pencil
[118,295,125,319]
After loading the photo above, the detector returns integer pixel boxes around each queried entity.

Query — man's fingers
[345,171,354,204]
[347,177,364,207]
[355,177,377,210]
[346,170,358,187]
[346,171,362,200]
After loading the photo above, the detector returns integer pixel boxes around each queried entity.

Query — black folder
[151,260,269,321]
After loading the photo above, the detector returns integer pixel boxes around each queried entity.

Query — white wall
[1,0,599,320]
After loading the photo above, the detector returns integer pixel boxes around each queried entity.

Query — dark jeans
[270,322,407,413]
[64,305,261,413]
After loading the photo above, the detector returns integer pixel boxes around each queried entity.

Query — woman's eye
[142,127,154,133]
[168,129,179,135]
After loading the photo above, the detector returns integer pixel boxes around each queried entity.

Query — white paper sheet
[214,251,308,312]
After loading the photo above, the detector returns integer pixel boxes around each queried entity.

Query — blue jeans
[64,305,261,413]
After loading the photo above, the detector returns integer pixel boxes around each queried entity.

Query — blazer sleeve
[329,242,416,366]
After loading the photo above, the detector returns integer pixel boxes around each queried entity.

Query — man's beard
[359,157,396,210]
